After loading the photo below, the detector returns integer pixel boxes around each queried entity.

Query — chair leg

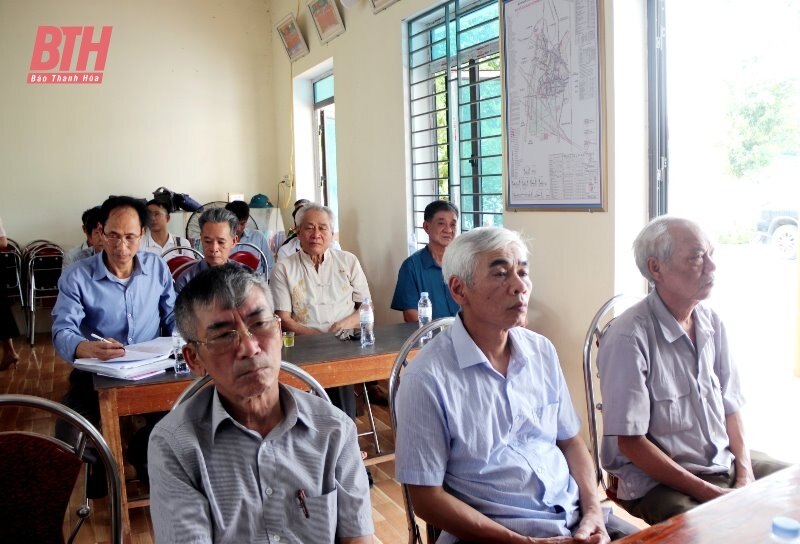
[358,383,382,454]
[28,304,35,346]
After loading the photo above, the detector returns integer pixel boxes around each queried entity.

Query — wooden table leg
[99,388,132,543]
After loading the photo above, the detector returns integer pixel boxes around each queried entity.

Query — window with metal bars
[407,0,503,248]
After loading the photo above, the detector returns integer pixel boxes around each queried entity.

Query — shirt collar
[647,289,713,343]
[90,250,146,281]
[298,247,330,266]
[451,313,491,370]
[420,245,440,269]
[210,383,314,444]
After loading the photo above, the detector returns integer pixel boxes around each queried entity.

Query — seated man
[141,199,192,257]
[225,200,275,276]
[391,200,460,322]
[174,208,242,293]
[598,216,787,525]
[148,265,374,543]
[52,196,175,492]
[395,227,637,544]
[63,206,104,268]
[277,199,341,261]
[271,203,369,417]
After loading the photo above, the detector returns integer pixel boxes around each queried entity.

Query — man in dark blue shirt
[391,200,460,322]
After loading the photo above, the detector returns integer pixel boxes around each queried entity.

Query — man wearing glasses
[52,195,176,493]
[148,265,374,543]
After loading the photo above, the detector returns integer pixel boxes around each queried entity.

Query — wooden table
[616,464,800,543]
[94,321,419,543]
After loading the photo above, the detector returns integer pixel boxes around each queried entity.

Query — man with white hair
[395,227,636,543]
[598,216,786,525]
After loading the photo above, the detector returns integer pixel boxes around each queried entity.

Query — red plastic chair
[166,255,197,277]
[229,250,260,272]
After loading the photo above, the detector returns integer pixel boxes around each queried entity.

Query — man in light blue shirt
[52,196,175,430]
[395,227,636,544]
[225,200,275,276]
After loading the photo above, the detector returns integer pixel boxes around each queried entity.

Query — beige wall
[1,0,650,431]
[0,0,275,249]
[269,0,650,427]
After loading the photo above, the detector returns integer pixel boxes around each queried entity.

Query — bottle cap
[421,292,429,297]
[773,517,800,540]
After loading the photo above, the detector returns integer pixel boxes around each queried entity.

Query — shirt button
[128,337,133,342]
[128,313,132,318]
[272,536,280,542]
[265,487,273,496]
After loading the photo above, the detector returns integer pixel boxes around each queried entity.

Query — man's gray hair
[198,207,238,238]
[175,264,273,342]
[295,203,336,233]
[633,215,698,283]
[442,227,529,286]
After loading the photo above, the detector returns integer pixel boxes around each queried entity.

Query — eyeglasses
[189,315,281,355]
[103,232,142,247]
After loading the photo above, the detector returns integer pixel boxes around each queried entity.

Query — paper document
[74,336,175,379]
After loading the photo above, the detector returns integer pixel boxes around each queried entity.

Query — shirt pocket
[650,376,693,435]
[289,488,337,541]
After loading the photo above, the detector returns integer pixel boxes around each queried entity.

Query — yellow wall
[1,0,650,430]
[0,0,276,249]
[269,0,650,425]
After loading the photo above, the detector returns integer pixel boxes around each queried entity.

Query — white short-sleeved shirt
[140,230,193,257]
[270,248,370,331]
[597,290,745,500]
[277,237,341,262]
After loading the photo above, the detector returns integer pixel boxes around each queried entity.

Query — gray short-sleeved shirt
[148,384,374,543]
[597,290,745,500]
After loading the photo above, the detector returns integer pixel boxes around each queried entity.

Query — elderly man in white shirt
[270,203,369,419]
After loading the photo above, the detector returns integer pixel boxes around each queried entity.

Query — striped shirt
[148,384,373,543]
[395,315,583,543]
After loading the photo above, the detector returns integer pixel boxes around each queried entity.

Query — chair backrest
[582,294,642,493]
[230,242,267,273]
[0,248,23,305]
[161,246,203,262]
[388,317,454,544]
[173,361,331,409]
[165,255,197,278]
[0,394,122,544]
[27,244,64,300]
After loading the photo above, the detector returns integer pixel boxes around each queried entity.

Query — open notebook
[74,336,175,380]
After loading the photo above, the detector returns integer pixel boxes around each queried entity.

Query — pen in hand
[90,333,114,344]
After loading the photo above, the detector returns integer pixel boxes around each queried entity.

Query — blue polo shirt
[391,246,459,319]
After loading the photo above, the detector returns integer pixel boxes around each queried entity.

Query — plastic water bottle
[172,330,190,375]
[771,517,800,543]
[418,292,433,341]
[360,297,375,347]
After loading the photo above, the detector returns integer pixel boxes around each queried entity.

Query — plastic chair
[165,255,199,283]
[582,294,642,498]
[160,246,203,262]
[0,245,24,307]
[173,361,331,408]
[230,241,269,273]
[388,317,454,544]
[26,243,64,345]
[0,394,122,544]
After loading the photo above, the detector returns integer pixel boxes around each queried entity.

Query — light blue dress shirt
[235,228,275,276]
[51,251,176,362]
[395,315,582,543]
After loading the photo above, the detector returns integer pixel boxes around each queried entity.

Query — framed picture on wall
[307,0,345,44]
[370,0,401,14]
[276,12,309,62]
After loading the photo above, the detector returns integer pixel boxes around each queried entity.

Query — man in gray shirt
[598,216,786,524]
[148,265,374,543]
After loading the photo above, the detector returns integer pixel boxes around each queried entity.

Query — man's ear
[449,276,467,306]
[646,256,662,282]
[422,220,430,235]
[183,344,207,377]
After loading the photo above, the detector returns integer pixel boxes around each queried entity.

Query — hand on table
[75,339,125,360]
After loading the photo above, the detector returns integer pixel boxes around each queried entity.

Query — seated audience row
[46,193,786,543]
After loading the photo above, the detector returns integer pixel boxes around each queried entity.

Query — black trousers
[0,265,20,341]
